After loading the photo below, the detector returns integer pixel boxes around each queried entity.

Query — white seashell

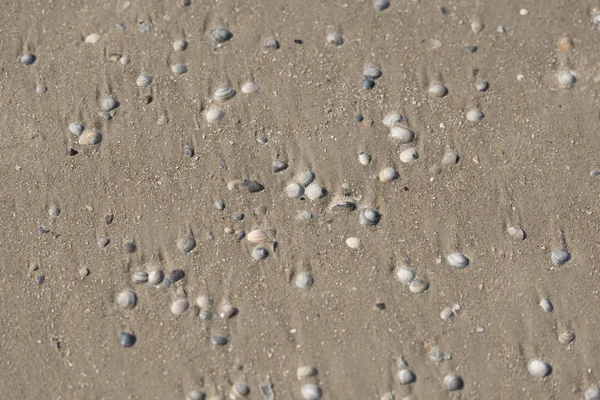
[428,83,448,98]
[117,290,137,309]
[475,81,489,91]
[36,84,47,94]
[262,38,280,52]
[295,272,313,288]
[196,295,214,309]
[539,298,553,312]
[205,108,225,123]
[296,170,315,187]
[358,152,372,165]
[558,71,576,86]
[171,63,187,75]
[241,82,259,94]
[297,366,317,380]
[285,183,304,199]
[527,359,551,378]
[218,303,236,319]
[99,96,118,111]
[380,393,394,400]
[173,39,188,51]
[440,307,454,320]
[558,330,575,345]
[358,207,380,227]
[399,148,418,163]
[395,266,415,285]
[20,53,36,65]
[177,234,196,253]
[296,211,312,221]
[429,347,445,361]
[466,108,484,122]
[363,65,382,79]
[171,299,190,315]
[471,20,484,33]
[382,112,403,127]
[214,87,235,102]
[68,122,84,136]
[346,237,361,249]
[409,279,428,294]
[379,167,398,183]
[442,374,464,391]
[247,229,269,243]
[132,271,148,284]
[326,32,343,46]
[374,0,390,11]
[300,384,322,400]
[507,226,525,240]
[148,270,164,285]
[447,252,469,268]
[78,130,102,145]
[273,160,288,172]
[389,126,414,143]
[397,369,416,384]
[136,74,153,87]
[551,249,570,265]
[305,182,325,200]
[442,151,459,165]
[85,33,102,44]
[585,386,600,400]
[229,383,250,398]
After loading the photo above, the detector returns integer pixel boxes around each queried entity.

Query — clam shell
[374,0,390,11]
[363,65,382,79]
[300,384,322,400]
[241,82,259,94]
[186,389,205,400]
[214,87,236,102]
[395,266,415,285]
[540,298,553,312]
[171,63,187,75]
[230,383,250,397]
[262,38,280,52]
[507,226,525,240]
[558,330,575,345]
[196,295,214,309]
[551,248,570,265]
[466,108,484,122]
[305,182,325,200]
[475,81,489,91]
[120,332,136,348]
[157,115,169,125]
[397,369,416,384]
[409,279,428,294]
[99,96,119,111]
[218,303,237,319]
[295,272,314,288]
[442,374,464,391]
[36,84,47,94]
[227,180,243,191]
[199,309,212,320]
[170,269,185,283]
[273,160,288,172]
[428,83,448,98]
[382,112,403,127]
[117,290,137,309]
[297,211,312,221]
[527,359,551,378]
[390,126,414,143]
[400,148,418,163]
[358,207,381,227]
[442,151,459,165]
[381,393,394,400]
[20,53,36,65]
[133,271,148,284]
[558,71,576,86]
[328,198,356,212]
[177,234,196,253]
[296,170,315,187]
[326,32,343,46]
[68,122,84,136]
[297,366,318,380]
[211,335,227,346]
[251,246,269,260]
[346,237,361,249]
[362,78,375,90]
[247,229,269,243]
[429,348,445,361]
[148,270,164,285]
[440,307,454,320]
[358,152,372,165]
[447,252,469,268]
[379,167,399,183]
[171,299,190,315]
[173,39,188,51]
[211,28,232,43]
[136,74,153,87]
[286,182,304,199]
[205,108,225,123]
[85,33,101,44]
[244,179,264,193]
[471,20,484,33]
[585,386,600,400]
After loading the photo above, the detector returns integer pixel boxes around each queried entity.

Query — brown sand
[2,0,600,399]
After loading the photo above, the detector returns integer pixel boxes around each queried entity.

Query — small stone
[211,335,228,346]
[184,146,195,157]
[36,84,47,94]
[466,45,478,53]
[123,242,136,253]
[78,267,90,278]
[36,275,45,284]
[120,332,136,348]
[105,214,114,224]
[68,148,78,156]
[362,78,375,90]
[98,237,110,248]
[475,81,489,91]
[355,115,364,122]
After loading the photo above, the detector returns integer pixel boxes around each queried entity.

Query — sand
[2,0,600,399]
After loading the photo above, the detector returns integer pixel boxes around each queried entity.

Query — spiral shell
[148,270,164,285]
[551,248,570,265]
[214,87,235,102]
[379,167,399,183]
[358,207,381,227]
[558,330,575,345]
[241,82,259,94]
[205,108,225,123]
[528,359,551,378]
[326,32,343,46]
[447,252,469,268]
[136,74,153,87]
[171,299,190,315]
[397,369,416,384]
[389,126,414,143]
[117,290,137,309]
[442,374,464,391]
[171,63,187,75]
[211,27,233,43]
[300,384,322,400]
[396,266,415,285]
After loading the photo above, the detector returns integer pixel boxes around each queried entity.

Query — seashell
[442,374,464,391]
[227,180,243,191]
[36,84,47,94]
[558,71,576,86]
[409,279,428,294]
[98,111,112,120]
[358,207,381,227]
[273,160,288,172]
[177,0,191,7]
[400,148,418,163]
[117,290,137,309]
[68,122,84,136]
[397,369,416,384]
[527,359,551,378]
[133,271,148,284]
[346,237,361,249]
[244,179,264,193]
[382,112,403,127]
[585,386,600,400]
[252,246,269,260]
[395,266,415,285]
[305,182,325,200]
[297,366,318,380]
[171,299,189,315]
[466,108,484,122]
[205,108,225,123]
[120,332,136,348]
[119,55,130,64]
[186,389,205,400]
[85,33,101,44]
[247,229,269,243]
[98,237,109,248]
[296,210,313,221]
[173,39,188,51]
[447,252,469,268]
[296,170,315,187]
[136,74,153,87]
[440,307,454,320]
[138,21,152,32]
[557,36,573,52]
[211,335,227,346]
[20,53,36,65]
[381,393,394,400]
[429,347,445,361]
[507,226,525,240]
[358,152,372,165]
[540,298,553,312]
[170,269,185,283]
[218,303,237,319]
[171,63,187,75]
[241,82,259,94]
[558,330,575,345]
[551,248,570,265]
[230,383,250,398]
[214,87,236,102]
[379,167,399,183]
[475,81,489,91]
[148,270,164,285]
[362,78,375,90]
[300,384,322,400]
[389,126,414,143]
[262,38,280,52]
[199,309,212,320]
[123,242,136,253]
[442,151,459,165]
[328,198,356,212]
[363,65,382,79]
[428,83,448,98]
[374,0,390,11]
[196,295,214,309]
[156,115,169,125]
[295,272,314,288]
[471,20,484,33]
[177,234,196,253]
[211,27,232,43]
[326,32,343,46]
[99,96,119,111]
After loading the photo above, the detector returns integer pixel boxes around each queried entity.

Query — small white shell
[363,65,382,79]
[380,393,394,400]
[300,384,322,400]
[148,270,164,285]
[247,229,269,243]
[466,108,484,122]
[132,271,148,284]
[382,112,403,127]
[214,87,236,102]
[78,130,102,145]
[171,63,187,75]
[297,366,317,380]
[558,71,576,86]
[99,96,118,111]
[389,126,414,143]
[440,307,454,320]
[68,122,84,136]
[117,290,137,309]
[285,183,304,199]
[136,74,153,87]
[551,249,570,265]
[358,152,372,165]
[442,151,459,165]
[173,39,188,51]
[379,167,399,183]
[262,37,280,52]
[447,252,469,268]
[177,234,196,253]
[395,266,415,285]
[507,226,525,240]
[241,82,259,94]
[295,272,314,288]
[358,207,380,227]
[585,386,600,400]
[527,359,551,378]
[229,383,250,398]
[399,148,418,163]
[170,299,190,315]
[558,330,575,345]
[296,170,315,187]
[85,33,102,44]
[20,53,36,65]
[442,374,464,391]
[471,20,484,33]
[540,298,553,312]
[428,83,448,98]
[374,0,390,11]
[218,303,237,319]
[346,237,361,249]
[397,369,416,384]
[195,295,214,309]
[326,32,343,46]
[305,182,325,200]
[205,108,225,123]
[409,279,428,294]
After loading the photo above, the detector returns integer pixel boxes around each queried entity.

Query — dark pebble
[120,332,136,348]
[237,230,246,240]
[467,45,478,53]
[355,115,364,122]
[36,275,45,284]
[231,213,244,221]
[440,7,448,15]
[375,302,386,310]
[184,146,194,157]
[294,39,303,44]
[211,335,228,346]
[170,269,185,283]
[105,214,114,224]
[38,226,50,235]
[362,78,375,90]
[244,180,264,193]
[68,148,78,156]
[123,242,136,253]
